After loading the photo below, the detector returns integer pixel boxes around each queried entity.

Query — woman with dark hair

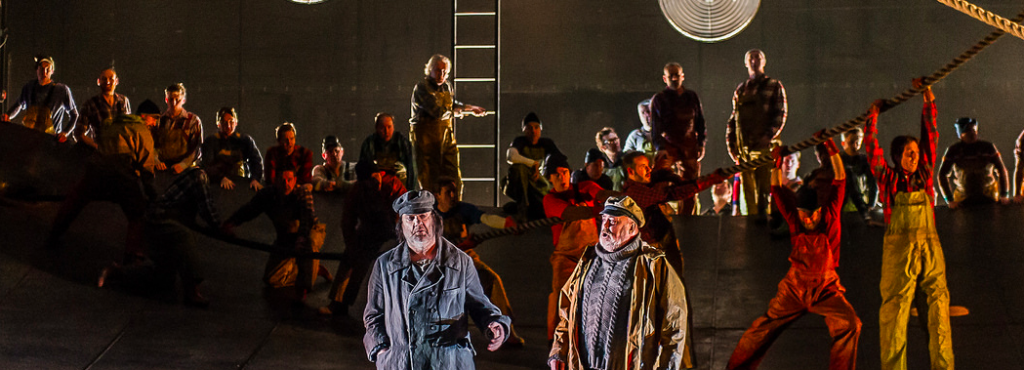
[200,107,264,191]
[864,79,953,370]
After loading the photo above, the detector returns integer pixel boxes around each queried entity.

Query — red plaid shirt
[864,100,938,224]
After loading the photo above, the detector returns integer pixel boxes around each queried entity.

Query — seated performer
[571,148,614,190]
[549,196,689,370]
[623,99,655,160]
[154,83,202,173]
[839,128,880,224]
[200,107,263,191]
[595,127,625,190]
[359,112,416,190]
[222,168,330,301]
[938,117,1009,207]
[728,136,861,370]
[866,80,953,369]
[504,112,563,220]
[703,180,734,216]
[264,122,313,185]
[99,167,223,308]
[312,135,356,193]
[433,177,525,347]
[319,159,406,317]
[541,153,607,342]
[47,100,161,263]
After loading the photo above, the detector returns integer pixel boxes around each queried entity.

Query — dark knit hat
[954,117,977,136]
[136,99,161,115]
[393,190,436,215]
[542,153,571,177]
[601,196,645,227]
[322,135,341,152]
[584,148,604,164]
[355,158,379,181]
[796,187,820,211]
[522,112,542,129]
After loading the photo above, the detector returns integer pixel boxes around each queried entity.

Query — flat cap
[393,190,435,215]
[601,195,645,228]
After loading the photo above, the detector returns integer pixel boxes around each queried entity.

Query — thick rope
[718,9,1024,178]
[937,0,1024,42]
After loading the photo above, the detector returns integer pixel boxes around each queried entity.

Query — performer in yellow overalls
[409,54,486,196]
[864,79,953,370]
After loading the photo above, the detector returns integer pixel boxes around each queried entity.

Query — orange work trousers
[728,270,861,370]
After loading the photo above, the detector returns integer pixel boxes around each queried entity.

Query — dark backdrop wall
[9,0,1024,207]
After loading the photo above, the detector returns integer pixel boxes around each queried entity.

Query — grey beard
[406,234,436,256]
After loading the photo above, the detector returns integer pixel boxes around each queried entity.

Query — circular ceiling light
[290,0,328,4]
[659,0,761,43]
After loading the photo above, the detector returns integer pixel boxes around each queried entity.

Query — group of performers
[5,48,1010,370]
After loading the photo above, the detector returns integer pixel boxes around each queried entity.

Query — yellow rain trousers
[879,190,954,370]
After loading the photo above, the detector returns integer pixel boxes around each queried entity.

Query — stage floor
[2,189,1023,369]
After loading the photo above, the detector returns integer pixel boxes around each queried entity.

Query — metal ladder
[452,0,500,206]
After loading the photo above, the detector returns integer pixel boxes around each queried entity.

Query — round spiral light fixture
[658,0,761,43]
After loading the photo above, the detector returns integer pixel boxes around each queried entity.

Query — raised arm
[666,169,729,201]
[863,101,889,180]
[914,79,938,170]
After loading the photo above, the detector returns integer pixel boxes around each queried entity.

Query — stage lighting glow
[659,0,760,43]
[289,0,328,4]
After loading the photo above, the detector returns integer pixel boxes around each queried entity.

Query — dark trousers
[51,164,147,256]
[328,237,390,307]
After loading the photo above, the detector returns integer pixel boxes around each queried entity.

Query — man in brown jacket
[549,196,689,370]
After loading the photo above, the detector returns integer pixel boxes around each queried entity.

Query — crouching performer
[363,190,510,369]
[548,196,689,370]
[728,136,861,370]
